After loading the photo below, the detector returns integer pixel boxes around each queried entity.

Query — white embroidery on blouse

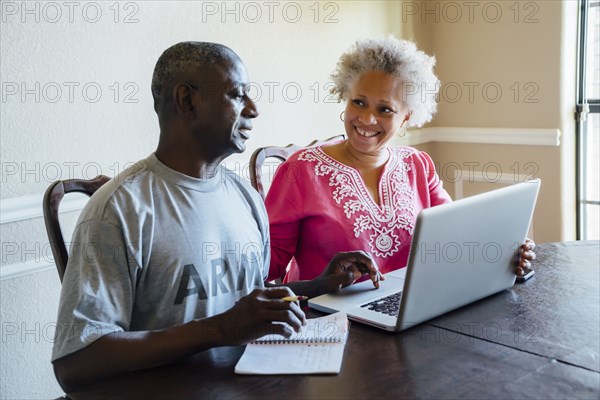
[298,147,415,258]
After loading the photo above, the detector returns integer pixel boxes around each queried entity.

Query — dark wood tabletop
[68,241,600,400]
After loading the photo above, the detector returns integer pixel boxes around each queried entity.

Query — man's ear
[173,83,195,118]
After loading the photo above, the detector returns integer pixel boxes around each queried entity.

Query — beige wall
[424,142,560,241]
[403,0,578,242]
[0,1,580,397]
[0,2,401,397]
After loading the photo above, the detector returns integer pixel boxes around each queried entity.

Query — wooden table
[68,241,600,399]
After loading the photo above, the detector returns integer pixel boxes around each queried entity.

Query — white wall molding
[1,126,557,279]
[1,259,55,281]
[1,193,87,280]
[0,127,560,227]
[394,127,561,147]
[1,192,89,225]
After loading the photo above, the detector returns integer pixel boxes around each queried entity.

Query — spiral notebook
[234,312,349,375]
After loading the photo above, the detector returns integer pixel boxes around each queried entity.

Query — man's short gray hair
[151,41,238,104]
[330,37,440,128]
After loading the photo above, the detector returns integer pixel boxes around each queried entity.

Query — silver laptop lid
[397,179,541,330]
[308,180,540,332]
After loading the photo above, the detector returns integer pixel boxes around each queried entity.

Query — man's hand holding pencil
[214,287,307,345]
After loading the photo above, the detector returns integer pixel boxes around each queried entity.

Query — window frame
[576,0,600,239]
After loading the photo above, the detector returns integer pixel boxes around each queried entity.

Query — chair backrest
[43,175,110,282]
[249,135,345,199]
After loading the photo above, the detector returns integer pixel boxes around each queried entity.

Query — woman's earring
[339,111,345,122]
[397,114,410,137]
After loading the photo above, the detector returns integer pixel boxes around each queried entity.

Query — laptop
[308,179,541,332]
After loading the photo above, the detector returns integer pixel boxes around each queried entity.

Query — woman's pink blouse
[265,145,452,282]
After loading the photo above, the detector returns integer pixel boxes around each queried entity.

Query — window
[577,0,600,239]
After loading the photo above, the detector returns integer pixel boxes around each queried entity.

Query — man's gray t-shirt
[52,154,269,361]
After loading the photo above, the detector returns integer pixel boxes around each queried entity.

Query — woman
[266,37,535,286]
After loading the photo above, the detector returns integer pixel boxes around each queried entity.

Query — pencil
[281,296,308,302]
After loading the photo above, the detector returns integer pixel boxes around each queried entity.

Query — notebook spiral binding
[254,337,342,344]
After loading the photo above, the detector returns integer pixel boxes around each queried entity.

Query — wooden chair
[249,135,345,199]
[42,175,110,282]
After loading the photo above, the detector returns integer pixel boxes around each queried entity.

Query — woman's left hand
[320,250,384,292]
[516,238,536,276]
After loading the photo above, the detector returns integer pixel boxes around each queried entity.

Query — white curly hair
[330,36,440,128]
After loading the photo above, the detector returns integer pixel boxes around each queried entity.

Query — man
[52,41,379,391]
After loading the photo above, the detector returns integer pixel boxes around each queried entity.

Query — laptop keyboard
[360,291,403,317]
